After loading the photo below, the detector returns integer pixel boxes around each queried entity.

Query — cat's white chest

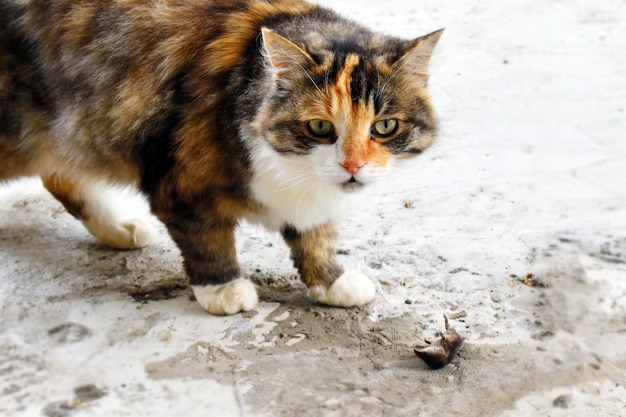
[247,144,357,231]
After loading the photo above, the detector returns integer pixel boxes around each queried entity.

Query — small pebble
[158,330,172,342]
[449,310,467,319]
[74,384,106,402]
[553,394,573,409]
[42,401,75,417]
[491,294,501,303]
[405,299,413,305]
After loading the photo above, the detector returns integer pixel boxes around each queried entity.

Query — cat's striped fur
[0,0,442,314]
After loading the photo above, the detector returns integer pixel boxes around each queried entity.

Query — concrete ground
[1,0,626,416]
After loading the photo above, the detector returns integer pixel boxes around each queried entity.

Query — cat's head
[251,26,443,193]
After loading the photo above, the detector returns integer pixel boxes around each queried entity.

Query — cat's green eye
[307,120,335,138]
[372,119,399,137]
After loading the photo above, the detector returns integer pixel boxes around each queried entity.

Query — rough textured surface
[2,0,626,416]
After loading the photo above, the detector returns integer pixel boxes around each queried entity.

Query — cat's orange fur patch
[174,115,234,193]
[58,4,97,49]
[202,0,316,74]
[328,54,392,173]
[41,173,88,220]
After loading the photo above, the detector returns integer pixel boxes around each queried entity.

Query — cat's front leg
[281,223,375,308]
[164,216,258,315]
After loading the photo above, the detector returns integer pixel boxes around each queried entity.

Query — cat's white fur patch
[84,217,155,249]
[248,142,363,231]
[192,278,258,315]
[308,271,376,307]
[79,184,155,249]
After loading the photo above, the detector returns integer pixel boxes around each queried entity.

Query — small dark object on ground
[414,315,463,369]
[118,282,186,302]
[74,384,106,402]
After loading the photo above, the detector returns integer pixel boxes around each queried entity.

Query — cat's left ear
[261,28,315,77]
[397,29,444,84]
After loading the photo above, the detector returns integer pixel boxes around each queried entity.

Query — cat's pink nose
[341,161,364,176]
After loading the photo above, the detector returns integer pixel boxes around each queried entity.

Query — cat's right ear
[398,29,444,85]
[261,28,315,77]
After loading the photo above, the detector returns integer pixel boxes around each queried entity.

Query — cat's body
[0,0,442,315]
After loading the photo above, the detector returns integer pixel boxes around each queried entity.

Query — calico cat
[0,0,442,315]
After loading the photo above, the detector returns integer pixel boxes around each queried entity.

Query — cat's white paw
[83,217,155,249]
[120,219,155,249]
[308,271,375,307]
[192,278,258,315]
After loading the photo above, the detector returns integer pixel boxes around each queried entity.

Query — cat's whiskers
[295,177,323,218]
[273,171,316,192]
[264,154,317,192]
[389,167,410,178]
[378,59,411,97]
[271,152,321,171]
[315,180,324,222]
[298,64,323,95]
[324,66,331,96]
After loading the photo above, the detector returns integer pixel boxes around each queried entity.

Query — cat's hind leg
[281,223,376,308]
[42,173,155,249]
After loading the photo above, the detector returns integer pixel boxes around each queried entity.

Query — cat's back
[0,0,326,180]
[0,0,252,65]
[0,0,319,53]
[0,0,322,115]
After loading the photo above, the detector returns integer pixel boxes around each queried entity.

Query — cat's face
[252,28,442,193]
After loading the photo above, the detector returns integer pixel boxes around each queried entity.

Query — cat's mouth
[341,177,365,192]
